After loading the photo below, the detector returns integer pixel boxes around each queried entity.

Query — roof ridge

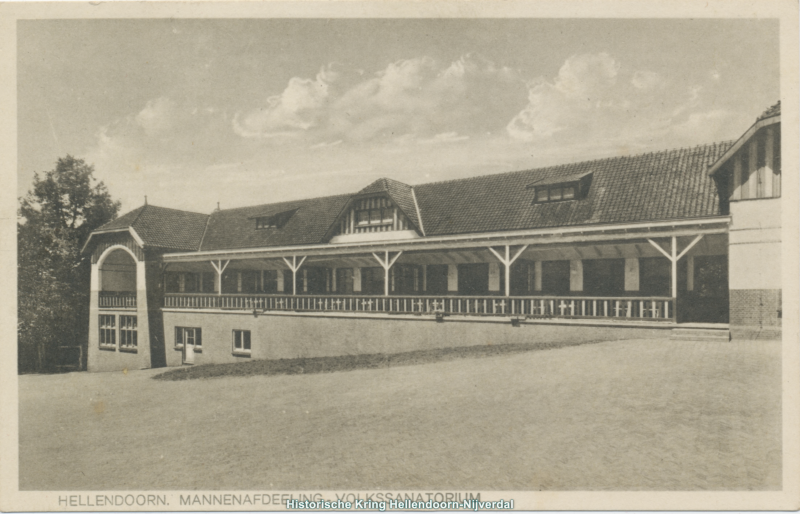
[417,140,735,189]
[215,192,352,214]
[198,213,213,251]
[130,204,147,228]
[140,203,209,216]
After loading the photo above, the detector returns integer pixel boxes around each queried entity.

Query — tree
[18,156,120,373]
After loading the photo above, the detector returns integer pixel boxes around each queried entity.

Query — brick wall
[729,289,781,340]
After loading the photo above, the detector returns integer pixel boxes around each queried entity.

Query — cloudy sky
[18,19,778,214]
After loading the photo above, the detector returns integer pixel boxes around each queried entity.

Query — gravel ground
[19,338,781,491]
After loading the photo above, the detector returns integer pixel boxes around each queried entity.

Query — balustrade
[164,293,674,321]
[99,291,137,309]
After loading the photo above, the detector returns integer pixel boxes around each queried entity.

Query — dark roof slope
[200,194,351,251]
[92,141,733,253]
[355,178,421,231]
[413,141,732,236]
[95,204,209,251]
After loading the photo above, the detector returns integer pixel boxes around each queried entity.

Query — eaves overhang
[81,227,145,253]
[707,114,781,177]
[162,216,730,264]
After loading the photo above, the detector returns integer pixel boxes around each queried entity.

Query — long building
[82,102,782,372]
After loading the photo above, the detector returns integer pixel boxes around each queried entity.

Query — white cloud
[234,55,524,142]
[506,52,735,151]
[232,65,337,138]
[135,97,177,137]
[631,70,662,90]
[507,53,622,142]
[418,132,470,145]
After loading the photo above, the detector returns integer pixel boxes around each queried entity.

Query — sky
[17,18,779,215]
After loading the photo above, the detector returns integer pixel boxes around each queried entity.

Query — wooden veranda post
[487,244,529,297]
[282,255,307,295]
[647,235,704,319]
[209,259,230,295]
[372,250,403,296]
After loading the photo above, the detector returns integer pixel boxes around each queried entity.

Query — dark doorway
[394,264,421,294]
[679,255,729,323]
[584,259,625,296]
[541,260,570,295]
[458,263,489,295]
[640,257,671,297]
[361,267,384,295]
[426,264,448,295]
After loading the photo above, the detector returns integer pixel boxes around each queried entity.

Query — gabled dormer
[327,178,425,243]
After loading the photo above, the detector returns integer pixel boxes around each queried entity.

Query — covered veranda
[160,218,729,324]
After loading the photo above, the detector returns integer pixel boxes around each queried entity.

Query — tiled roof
[758,101,780,121]
[92,141,734,253]
[95,204,209,251]
[200,194,351,251]
[355,178,422,231]
[413,142,732,236]
[527,170,593,188]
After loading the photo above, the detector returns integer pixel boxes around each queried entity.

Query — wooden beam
[647,239,672,260]
[676,235,703,261]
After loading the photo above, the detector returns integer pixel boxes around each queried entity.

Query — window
[119,315,138,351]
[355,198,394,226]
[534,183,578,203]
[232,329,251,355]
[254,209,298,229]
[255,217,277,229]
[99,315,116,349]
[175,327,202,351]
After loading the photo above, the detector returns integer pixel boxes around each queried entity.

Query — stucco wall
[729,198,781,290]
[728,198,781,336]
[161,310,672,368]
[87,308,152,372]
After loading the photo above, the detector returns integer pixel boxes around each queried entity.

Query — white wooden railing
[164,293,675,322]
[99,291,137,309]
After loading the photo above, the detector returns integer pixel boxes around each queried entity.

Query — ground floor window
[119,315,138,351]
[175,327,202,350]
[99,315,116,349]
[232,329,251,355]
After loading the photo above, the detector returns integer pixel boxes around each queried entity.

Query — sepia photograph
[2,1,798,511]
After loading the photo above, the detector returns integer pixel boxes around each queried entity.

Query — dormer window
[255,217,277,229]
[356,199,394,226]
[528,171,592,204]
[534,183,577,203]
[250,208,298,230]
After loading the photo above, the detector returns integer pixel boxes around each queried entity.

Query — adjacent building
[82,102,782,372]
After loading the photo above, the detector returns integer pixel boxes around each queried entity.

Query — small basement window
[232,329,251,356]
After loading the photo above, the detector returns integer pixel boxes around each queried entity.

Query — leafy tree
[18,156,119,373]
